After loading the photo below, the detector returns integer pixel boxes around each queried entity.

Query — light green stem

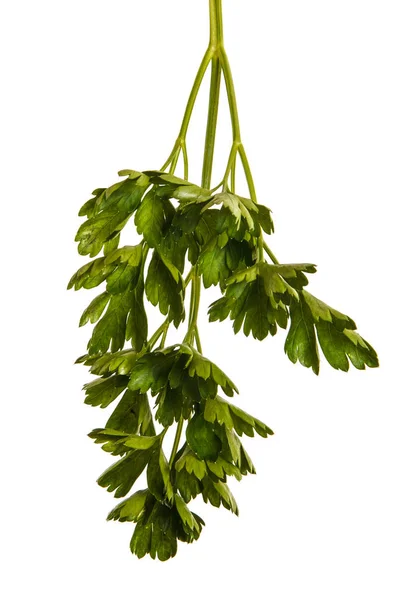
[263,242,280,264]
[169,419,184,468]
[161,47,214,171]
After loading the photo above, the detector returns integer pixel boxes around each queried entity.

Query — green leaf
[174,494,203,533]
[78,188,105,218]
[74,175,147,258]
[67,257,116,291]
[147,443,174,502]
[104,244,142,267]
[87,289,132,354]
[130,520,153,559]
[129,350,179,394]
[155,386,192,427]
[172,184,212,204]
[145,251,185,326]
[284,297,320,374]
[175,445,207,481]
[88,428,131,456]
[285,291,379,373]
[97,447,153,498]
[175,468,202,502]
[135,188,174,248]
[186,413,222,461]
[117,169,144,180]
[274,263,317,290]
[101,177,148,213]
[197,236,252,288]
[75,209,131,258]
[88,350,137,377]
[316,322,379,371]
[256,205,274,235]
[83,375,129,408]
[79,292,111,326]
[107,489,149,522]
[208,191,256,230]
[302,290,356,329]
[126,278,148,351]
[209,261,297,340]
[106,262,138,294]
[103,234,120,256]
[201,477,239,514]
[204,396,273,438]
[206,456,242,482]
[106,390,155,435]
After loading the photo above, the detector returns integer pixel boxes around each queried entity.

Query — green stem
[161,48,214,172]
[169,418,184,467]
[263,242,280,265]
[147,267,194,351]
[201,55,222,189]
[238,144,257,202]
[148,319,169,350]
[181,141,189,180]
[219,46,241,143]
[194,327,203,353]
[222,142,239,190]
[209,0,223,47]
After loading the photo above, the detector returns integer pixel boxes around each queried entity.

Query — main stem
[169,0,223,469]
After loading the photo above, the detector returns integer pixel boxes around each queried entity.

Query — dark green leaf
[106,390,156,435]
[126,278,147,351]
[198,237,252,288]
[106,262,138,294]
[145,251,185,326]
[87,289,132,354]
[147,443,174,502]
[284,297,320,374]
[97,447,153,497]
[186,414,222,461]
[83,375,129,408]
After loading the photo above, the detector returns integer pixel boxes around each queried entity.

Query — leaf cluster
[209,261,378,374]
[70,166,378,562]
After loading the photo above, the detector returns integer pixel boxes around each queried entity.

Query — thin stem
[219,47,241,143]
[222,142,239,190]
[169,146,181,174]
[194,327,203,353]
[161,48,214,173]
[230,156,236,193]
[263,242,280,265]
[179,47,214,141]
[148,319,169,350]
[159,326,169,349]
[147,267,194,351]
[209,0,223,47]
[201,56,222,189]
[181,141,189,180]
[238,144,257,202]
[169,417,184,468]
[238,144,264,260]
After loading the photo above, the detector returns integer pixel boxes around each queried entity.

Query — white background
[1,1,416,598]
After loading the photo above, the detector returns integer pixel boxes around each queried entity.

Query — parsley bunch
[69,0,378,561]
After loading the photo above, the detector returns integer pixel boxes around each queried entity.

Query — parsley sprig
[69,0,378,561]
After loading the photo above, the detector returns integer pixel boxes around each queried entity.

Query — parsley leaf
[285,291,379,373]
[145,251,185,326]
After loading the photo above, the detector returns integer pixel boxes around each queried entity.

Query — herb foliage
[69,0,378,561]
